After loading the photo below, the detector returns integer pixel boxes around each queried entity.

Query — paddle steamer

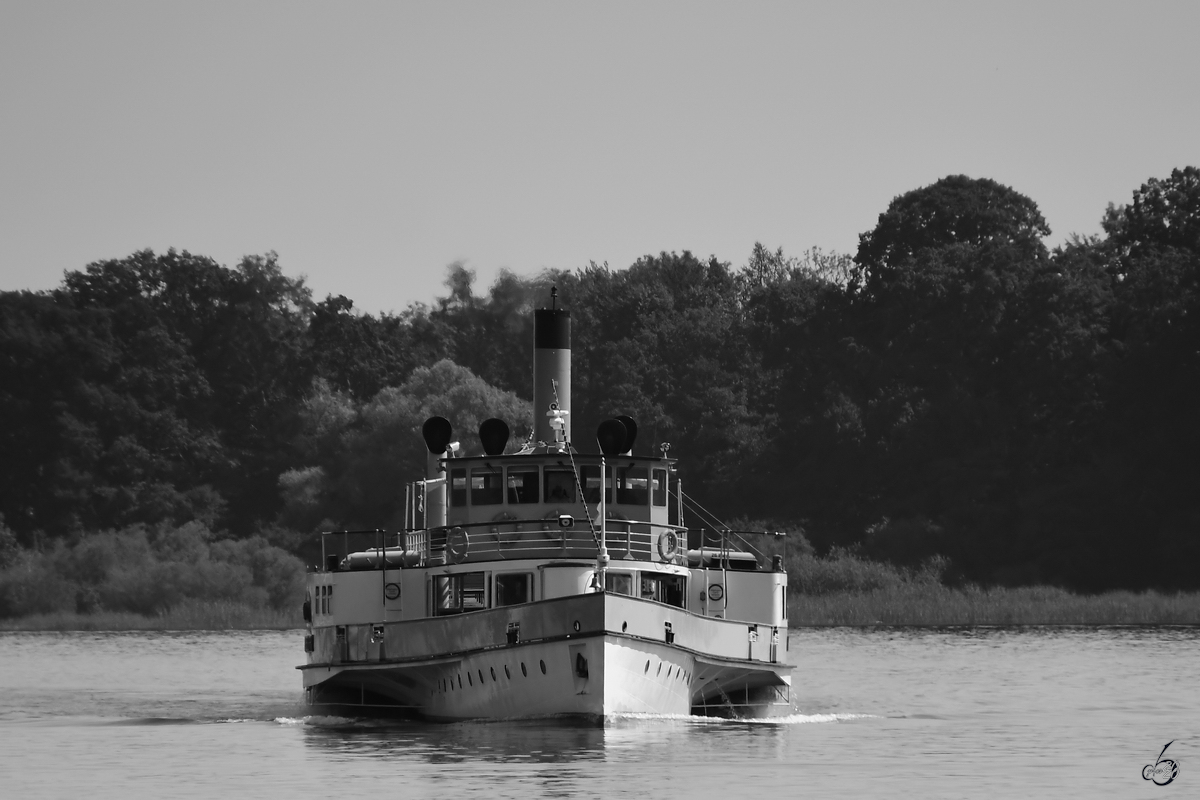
[298,294,791,721]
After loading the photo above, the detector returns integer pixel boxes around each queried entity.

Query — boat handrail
[431,518,688,534]
[317,523,787,572]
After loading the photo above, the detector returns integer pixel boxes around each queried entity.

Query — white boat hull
[300,593,790,722]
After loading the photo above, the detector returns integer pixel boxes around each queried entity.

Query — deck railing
[321,522,783,572]
[321,519,689,570]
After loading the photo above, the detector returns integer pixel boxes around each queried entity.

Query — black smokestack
[533,294,571,444]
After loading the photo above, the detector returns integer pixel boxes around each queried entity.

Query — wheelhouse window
[507,468,539,504]
[652,469,667,507]
[640,573,686,608]
[616,467,649,506]
[580,465,611,504]
[449,468,467,507]
[495,572,532,606]
[434,572,487,615]
[470,467,504,506]
[604,571,633,596]
[544,470,577,504]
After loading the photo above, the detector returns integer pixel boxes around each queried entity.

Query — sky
[2,1,1197,315]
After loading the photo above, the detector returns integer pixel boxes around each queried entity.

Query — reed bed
[0,600,303,631]
[788,584,1200,627]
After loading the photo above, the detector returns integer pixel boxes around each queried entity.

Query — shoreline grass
[3,587,1199,631]
[787,585,1200,627]
[0,599,303,631]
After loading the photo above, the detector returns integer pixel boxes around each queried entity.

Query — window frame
[433,571,489,616]
[652,468,668,507]
[494,571,534,607]
[469,466,504,506]
[604,571,634,596]
[616,466,649,506]
[506,466,540,504]
[543,469,577,504]
[449,468,467,507]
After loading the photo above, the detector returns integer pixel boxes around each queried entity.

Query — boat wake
[268,711,876,729]
[273,714,390,728]
[96,717,198,726]
[605,711,877,726]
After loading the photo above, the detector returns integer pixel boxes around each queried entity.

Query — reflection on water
[288,711,828,764]
[297,717,609,762]
[2,627,1198,799]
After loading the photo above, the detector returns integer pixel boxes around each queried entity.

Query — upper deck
[401,450,681,566]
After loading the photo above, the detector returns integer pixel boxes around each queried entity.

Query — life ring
[603,509,629,534]
[446,527,469,563]
[490,511,518,535]
[657,530,680,561]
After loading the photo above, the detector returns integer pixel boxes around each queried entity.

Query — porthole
[573,620,581,632]
[478,669,484,684]
[657,663,662,676]
[505,665,511,679]
[490,667,496,681]
[644,660,650,673]
[539,659,546,674]
[521,662,527,677]
[667,667,672,678]
[468,672,473,686]
[622,621,628,632]
[458,674,462,689]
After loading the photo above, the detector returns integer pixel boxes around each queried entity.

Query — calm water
[0,627,1195,798]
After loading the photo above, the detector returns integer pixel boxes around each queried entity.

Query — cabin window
[449,468,467,507]
[433,572,488,615]
[604,571,633,596]
[616,467,649,506]
[495,572,532,606]
[580,465,611,504]
[507,468,540,504]
[543,470,577,504]
[470,467,504,506]
[640,573,686,608]
[652,469,667,507]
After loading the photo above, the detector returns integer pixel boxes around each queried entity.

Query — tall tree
[854,174,1050,294]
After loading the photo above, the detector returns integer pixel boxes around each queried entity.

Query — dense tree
[280,361,532,532]
[0,250,314,538]
[562,252,763,501]
[854,175,1050,294]
[0,287,223,538]
[308,294,427,399]
[3,169,1199,593]
[1102,166,1200,256]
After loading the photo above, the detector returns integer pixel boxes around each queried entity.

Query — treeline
[1,168,1197,596]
